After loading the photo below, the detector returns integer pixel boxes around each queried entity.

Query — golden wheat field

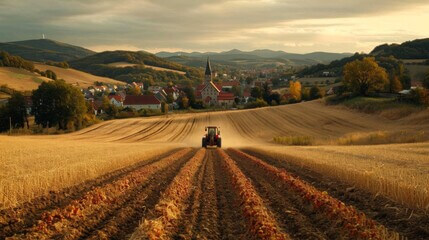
[1,100,429,239]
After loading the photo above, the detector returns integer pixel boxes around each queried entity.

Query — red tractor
[202,126,222,148]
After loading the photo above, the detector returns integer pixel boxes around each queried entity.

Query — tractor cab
[202,126,221,148]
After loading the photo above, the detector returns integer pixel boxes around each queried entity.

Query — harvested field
[34,63,124,88]
[0,67,51,91]
[1,100,429,239]
[4,149,426,239]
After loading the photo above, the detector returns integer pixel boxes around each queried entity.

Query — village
[80,58,285,117]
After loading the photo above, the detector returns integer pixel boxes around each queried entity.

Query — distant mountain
[371,38,429,59]
[69,50,202,85]
[156,49,352,69]
[0,39,95,62]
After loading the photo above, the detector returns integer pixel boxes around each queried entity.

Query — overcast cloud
[0,0,428,53]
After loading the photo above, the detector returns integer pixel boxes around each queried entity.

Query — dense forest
[0,51,35,72]
[371,38,429,59]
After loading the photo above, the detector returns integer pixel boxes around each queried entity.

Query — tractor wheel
[217,138,222,148]
[202,138,207,148]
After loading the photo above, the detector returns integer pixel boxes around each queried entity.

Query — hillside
[0,67,51,91]
[34,64,125,88]
[0,39,95,62]
[156,49,352,69]
[70,51,202,85]
[371,38,429,59]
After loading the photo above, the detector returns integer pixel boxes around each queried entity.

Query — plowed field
[1,101,429,239]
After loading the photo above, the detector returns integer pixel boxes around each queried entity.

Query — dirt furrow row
[174,148,208,239]
[6,148,194,240]
[217,149,290,240]
[213,150,249,239]
[243,149,429,240]
[130,148,206,239]
[0,148,179,239]
[229,149,400,240]
[80,150,196,240]
[229,149,328,239]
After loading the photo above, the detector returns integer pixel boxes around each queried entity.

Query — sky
[0,0,429,54]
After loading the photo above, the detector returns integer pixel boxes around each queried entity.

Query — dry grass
[249,143,429,212]
[273,136,313,145]
[34,64,124,88]
[0,136,178,209]
[337,131,428,145]
[0,67,51,91]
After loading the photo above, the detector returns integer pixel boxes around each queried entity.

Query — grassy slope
[34,64,125,88]
[0,67,51,91]
[405,64,429,82]
[0,39,94,62]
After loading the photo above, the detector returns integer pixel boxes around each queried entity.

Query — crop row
[229,149,401,240]
[8,148,192,240]
[130,148,206,240]
[217,149,290,240]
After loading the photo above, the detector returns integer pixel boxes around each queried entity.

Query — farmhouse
[108,95,124,107]
[123,95,161,110]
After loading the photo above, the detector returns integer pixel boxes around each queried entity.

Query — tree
[161,102,168,114]
[389,75,402,93]
[127,86,142,96]
[310,86,325,100]
[181,97,189,109]
[262,82,271,102]
[7,92,29,129]
[343,57,388,95]
[301,87,310,101]
[423,70,429,89]
[101,96,118,118]
[251,87,262,99]
[231,85,241,97]
[32,80,86,130]
[269,92,281,105]
[289,81,302,101]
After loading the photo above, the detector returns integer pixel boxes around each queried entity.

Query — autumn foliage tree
[389,75,402,93]
[289,81,302,101]
[343,57,388,95]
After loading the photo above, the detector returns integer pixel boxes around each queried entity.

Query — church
[197,58,235,107]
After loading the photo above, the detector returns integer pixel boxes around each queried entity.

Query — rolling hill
[0,67,51,91]
[0,65,124,92]
[34,64,125,88]
[0,39,95,62]
[371,38,429,59]
[156,49,352,69]
[69,51,202,85]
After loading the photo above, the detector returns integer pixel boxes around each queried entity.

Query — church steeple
[205,57,212,83]
[205,57,212,76]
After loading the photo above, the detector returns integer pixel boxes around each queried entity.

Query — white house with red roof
[198,58,235,107]
[108,95,124,107]
[123,95,161,110]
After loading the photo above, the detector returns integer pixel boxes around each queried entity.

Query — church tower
[204,57,212,84]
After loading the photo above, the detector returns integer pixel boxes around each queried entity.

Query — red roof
[124,95,160,105]
[108,95,123,102]
[218,92,235,100]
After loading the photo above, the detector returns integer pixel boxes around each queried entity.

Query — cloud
[0,0,429,53]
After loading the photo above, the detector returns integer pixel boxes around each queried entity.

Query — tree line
[0,80,91,133]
